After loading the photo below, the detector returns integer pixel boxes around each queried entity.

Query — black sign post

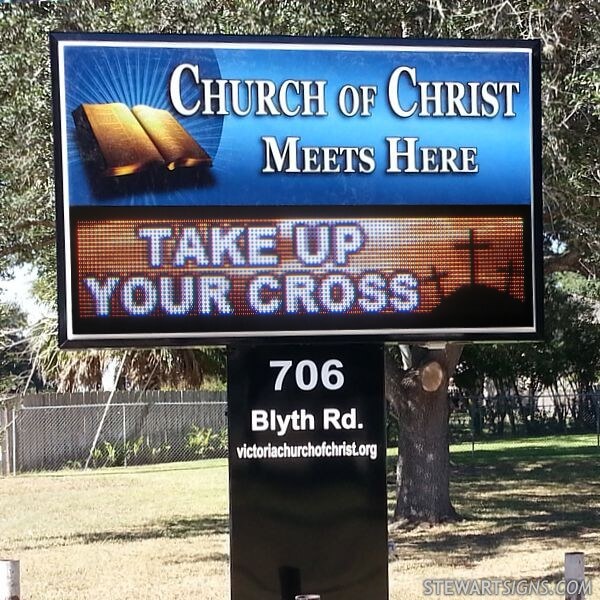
[228,344,388,600]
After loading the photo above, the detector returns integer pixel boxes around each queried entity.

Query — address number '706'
[269,359,345,391]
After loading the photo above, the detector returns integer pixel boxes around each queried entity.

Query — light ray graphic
[101,50,127,103]
[146,56,162,108]
[64,44,223,206]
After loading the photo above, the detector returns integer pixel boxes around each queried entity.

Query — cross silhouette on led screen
[425,265,449,302]
[453,229,491,286]
[497,259,516,294]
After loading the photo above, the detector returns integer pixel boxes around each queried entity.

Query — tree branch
[544,250,582,274]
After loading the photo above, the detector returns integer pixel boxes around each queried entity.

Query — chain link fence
[448,392,600,447]
[1,390,227,473]
[2,390,599,474]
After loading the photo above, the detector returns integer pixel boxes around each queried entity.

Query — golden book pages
[132,105,212,170]
[74,103,165,176]
[72,103,212,177]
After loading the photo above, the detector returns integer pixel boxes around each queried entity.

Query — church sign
[51,34,542,347]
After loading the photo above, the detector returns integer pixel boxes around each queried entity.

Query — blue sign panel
[51,34,542,347]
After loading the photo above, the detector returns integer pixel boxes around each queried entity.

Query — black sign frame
[51,34,543,348]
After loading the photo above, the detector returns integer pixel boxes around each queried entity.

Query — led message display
[51,34,542,346]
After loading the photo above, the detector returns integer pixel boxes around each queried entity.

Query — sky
[0,265,47,324]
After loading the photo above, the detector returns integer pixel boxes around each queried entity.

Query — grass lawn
[1,435,598,599]
[388,434,600,599]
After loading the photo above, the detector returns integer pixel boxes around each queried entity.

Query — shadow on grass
[164,551,229,565]
[46,460,227,478]
[17,514,229,551]
[386,441,600,569]
[78,514,230,543]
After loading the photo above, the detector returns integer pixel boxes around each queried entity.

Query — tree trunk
[471,396,483,436]
[508,399,517,435]
[385,344,463,524]
[394,380,455,522]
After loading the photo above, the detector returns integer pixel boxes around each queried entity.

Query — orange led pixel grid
[75,215,526,321]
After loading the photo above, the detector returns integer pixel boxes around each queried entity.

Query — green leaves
[1,0,598,275]
[0,301,30,394]
[0,0,597,391]
[457,273,600,395]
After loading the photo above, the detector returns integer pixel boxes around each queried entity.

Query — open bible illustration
[72,103,212,177]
